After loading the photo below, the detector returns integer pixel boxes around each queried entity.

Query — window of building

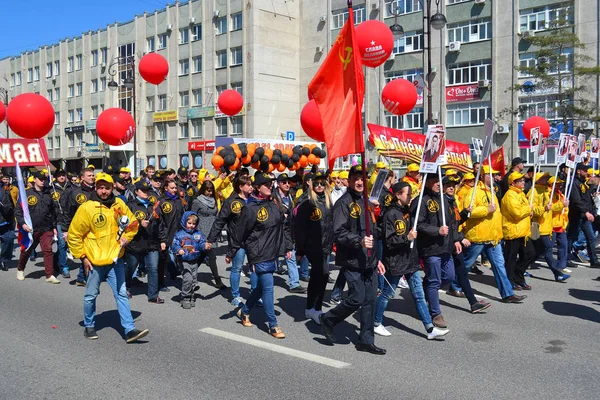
[76,82,83,96]
[47,90,53,102]
[519,4,571,33]
[76,54,82,70]
[100,47,108,64]
[91,50,98,67]
[230,47,243,66]
[147,37,155,52]
[68,109,75,123]
[68,84,74,98]
[192,56,202,73]
[216,85,227,98]
[191,24,202,41]
[54,61,60,75]
[158,94,167,111]
[34,66,40,81]
[386,108,424,130]
[332,5,366,29]
[231,12,243,31]
[179,123,189,138]
[518,94,565,121]
[47,136,53,149]
[55,135,61,147]
[385,68,424,84]
[179,28,189,44]
[231,82,243,96]
[68,134,75,148]
[27,68,33,83]
[10,73,14,86]
[393,30,423,54]
[46,62,53,78]
[518,49,573,77]
[447,59,492,85]
[192,120,203,137]
[55,88,60,100]
[91,105,99,119]
[100,104,105,112]
[384,0,422,17]
[446,101,491,127]
[180,91,189,107]
[447,0,470,4]
[231,116,243,135]
[91,79,98,93]
[192,89,202,106]
[158,34,168,50]
[68,57,74,72]
[216,16,227,35]
[146,96,155,112]
[179,59,189,75]
[15,72,21,85]
[98,77,105,92]
[216,118,228,136]
[54,112,60,125]
[157,124,167,140]
[447,18,492,44]
[216,50,227,69]
[76,108,82,122]
[90,131,99,145]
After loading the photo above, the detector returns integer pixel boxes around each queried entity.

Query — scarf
[164,191,178,200]
[136,196,149,207]
[197,194,216,209]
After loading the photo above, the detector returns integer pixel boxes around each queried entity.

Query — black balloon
[224,154,236,166]
[302,146,311,156]
[251,154,260,163]
[261,155,270,164]
[255,147,265,157]
[319,148,326,158]
[293,145,302,154]
[273,149,282,157]
[224,145,233,153]
[271,155,281,164]
[281,154,290,163]
[291,153,300,162]
[287,159,295,168]
[238,143,247,149]
[218,148,227,157]
[242,162,251,167]
[311,147,320,155]
[260,162,269,172]
[241,149,248,158]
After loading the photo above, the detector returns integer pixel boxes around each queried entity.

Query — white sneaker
[427,327,449,340]
[66,251,74,261]
[311,310,323,325]
[374,324,391,337]
[16,270,25,281]
[46,275,61,284]
[560,268,572,274]
[304,308,315,319]
[398,276,409,290]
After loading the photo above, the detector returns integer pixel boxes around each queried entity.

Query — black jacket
[332,189,378,271]
[126,197,162,253]
[294,194,333,258]
[417,188,461,257]
[0,186,14,227]
[176,179,193,210]
[382,202,419,276]
[206,193,247,246]
[569,176,595,220]
[272,188,295,240]
[15,186,57,232]
[51,182,69,226]
[158,194,186,245]
[62,183,94,230]
[227,195,292,265]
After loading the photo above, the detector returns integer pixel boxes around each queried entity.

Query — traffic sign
[286,131,295,141]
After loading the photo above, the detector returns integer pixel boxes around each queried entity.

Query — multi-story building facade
[0,0,598,172]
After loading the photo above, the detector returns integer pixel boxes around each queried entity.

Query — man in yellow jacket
[456,172,475,206]
[455,166,526,303]
[549,176,570,276]
[501,171,536,290]
[401,163,421,199]
[531,173,571,282]
[68,173,149,343]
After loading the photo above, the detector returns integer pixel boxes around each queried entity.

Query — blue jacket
[171,211,206,262]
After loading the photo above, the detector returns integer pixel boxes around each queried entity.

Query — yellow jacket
[532,185,553,236]
[501,186,531,240]
[462,182,503,244]
[551,190,568,232]
[214,176,233,200]
[367,172,378,193]
[67,197,138,266]
[456,183,474,207]
[401,175,421,199]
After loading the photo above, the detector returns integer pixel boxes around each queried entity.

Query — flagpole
[467,162,482,218]
[410,177,426,249]
[438,166,446,226]
[549,164,560,205]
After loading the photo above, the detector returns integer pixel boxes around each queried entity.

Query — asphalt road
[1,250,599,400]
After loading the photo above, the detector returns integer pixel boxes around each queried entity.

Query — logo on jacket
[27,195,37,206]
[149,195,157,204]
[581,184,587,193]
[76,193,87,204]
[310,208,322,221]
[394,220,406,235]
[384,194,393,207]
[349,202,362,218]
[482,196,489,206]
[187,188,194,197]
[193,234,202,240]
[257,206,269,222]
[51,191,60,201]
[92,213,107,228]
[162,202,173,214]
[427,199,439,212]
[134,210,146,220]
[231,200,243,214]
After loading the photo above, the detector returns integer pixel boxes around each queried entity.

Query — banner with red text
[0,139,50,167]
[367,123,473,173]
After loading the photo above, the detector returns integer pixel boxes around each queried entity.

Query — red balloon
[0,101,5,123]
[381,78,418,116]
[217,90,244,116]
[355,20,395,68]
[139,53,169,85]
[300,100,325,142]
[6,93,55,139]
[96,108,135,146]
[522,116,550,140]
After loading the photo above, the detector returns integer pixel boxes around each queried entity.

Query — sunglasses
[313,181,327,187]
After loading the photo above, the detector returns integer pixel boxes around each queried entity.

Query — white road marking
[199,327,351,369]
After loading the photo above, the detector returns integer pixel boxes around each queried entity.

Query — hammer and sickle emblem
[339,46,352,71]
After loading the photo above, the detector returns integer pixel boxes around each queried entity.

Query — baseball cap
[482,165,499,175]
[511,157,525,167]
[349,165,364,177]
[442,175,459,186]
[548,176,564,185]
[463,172,475,180]
[178,167,189,176]
[103,165,115,174]
[508,171,525,184]
[534,172,550,182]
[54,169,67,177]
[576,162,588,171]
[134,180,151,191]
[407,163,420,172]
[120,167,131,173]
[303,172,316,183]
[338,171,349,179]
[87,164,95,170]
[375,161,386,169]
[392,181,411,194]
[276,173,290,182]
[114,176,126,185]
[444,168,458,177]
[314,171,327,180]
[330,171,339,179]
[32,171,47,180]
[95,172,114,184]
[253,172,273,187]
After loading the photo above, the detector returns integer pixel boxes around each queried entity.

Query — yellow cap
[27,176,34,183]
[595,170,600,176]
[339,171,349,179]
[208,173,215,180]
[548,176,564,185]
[375,161,386,169]
[330,171,339,179]
[482,165,499,174]
[444,168,458,176]
[535,172,550,182]
[95,172,114,184]
[407,163,420,172]
[508,171,525,184]
[120,167,131,173]
[463,172,475,180]
[88,164,95,169]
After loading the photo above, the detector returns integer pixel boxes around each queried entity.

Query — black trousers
[199,248,224,286]
[306,254,329,311]
[503,238,536,286]
[453,251,478,306]
[322,267,377,345]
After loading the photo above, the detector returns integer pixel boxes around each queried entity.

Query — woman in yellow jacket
[501,171,536,290]
[531,173,571,282]
[456,172,475,206]
[549,176,571,275]
[68,173,149,343]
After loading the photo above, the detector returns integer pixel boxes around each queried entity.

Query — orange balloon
[212,155,224,168]
[277,163,286,172]
[284,148,293,157]
[247,143,256,157]
[242,154,252,164]
[264,148,273,159]
[268,163,275,173]
[307,154,317,164]
[299,155,308,168]
[289,164,296,171]
[314,157,321,165]
[231,158,240,171]
[215,146,225,156]
[233,148,242,159]
[251,161,260,170]
[309,144,317,150]
[295,162,302,170]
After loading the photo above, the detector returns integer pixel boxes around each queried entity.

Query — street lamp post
[0,87,9,138]
[389,0,447,126]
[107,55,138,176]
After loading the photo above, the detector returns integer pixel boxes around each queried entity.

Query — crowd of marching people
[0,156,599,353]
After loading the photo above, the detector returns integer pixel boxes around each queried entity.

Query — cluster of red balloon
[211,144,326,173]
[521,116,551,140]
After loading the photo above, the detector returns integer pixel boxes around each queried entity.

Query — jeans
[553,232,568,271]
[460,243,514,299]
[242,267,277,328]
[0,224,16,262]
[83,261,136,335]
[374,271,432,330]
[124,250,159,299]
[568,218,598,264]
[299,256,309,280]
[53,225,69,273]
[533,235,562,278]
[280,249,300,288]
[423,255,455,317]
[230,248,246,299]
[377,240,384,291]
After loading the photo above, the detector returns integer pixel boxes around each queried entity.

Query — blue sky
[0,0,174,59]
